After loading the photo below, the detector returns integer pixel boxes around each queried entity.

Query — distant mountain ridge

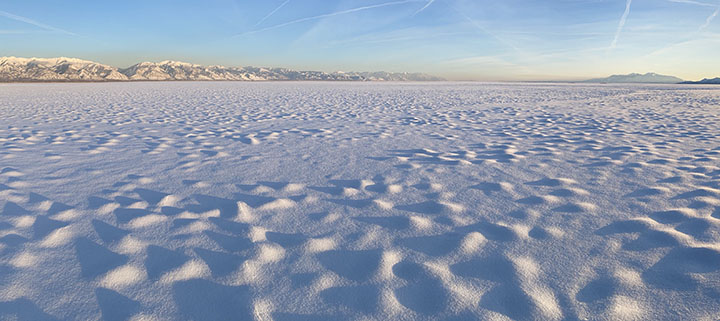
[680,77,720,85]
[0,57,444,82]
[583,72,684,84]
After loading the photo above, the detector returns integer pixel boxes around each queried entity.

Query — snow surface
[0,82,719,320]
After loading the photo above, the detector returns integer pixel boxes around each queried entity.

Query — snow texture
[0,82,719,320]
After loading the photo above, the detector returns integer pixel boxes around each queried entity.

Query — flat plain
[1,82,719,320]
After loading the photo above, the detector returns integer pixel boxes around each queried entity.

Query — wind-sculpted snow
[0,82,719,320]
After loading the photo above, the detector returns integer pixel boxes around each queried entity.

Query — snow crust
[0,82,719,320]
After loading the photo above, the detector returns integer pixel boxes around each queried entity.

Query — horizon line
[1,55,718,82]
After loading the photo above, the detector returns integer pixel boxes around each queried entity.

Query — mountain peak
[0,56,444,82]
[1,56,101,66]
[583,72,684,84]
[0,56,126,81]
[157,60,199,67]
[680,77,720,85]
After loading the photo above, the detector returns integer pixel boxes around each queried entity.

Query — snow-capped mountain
[120,61,253,81]
[0,57,128,81]
[680,77,720,85]
[345,71,444,81]
[582,72,684,84]
[0,57,444,82]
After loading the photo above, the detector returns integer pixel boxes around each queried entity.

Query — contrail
[452,7,520,52]
[699,6,719,30]
[667,0,716,7]
[0,10,76,36]
[413,0,436,15]
[237,0,421,36]
[647,1,720,57]
[610,0,632,49]
[255,0,291,27]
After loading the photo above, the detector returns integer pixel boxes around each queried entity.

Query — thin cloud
[413,0,436,16]
[237,0,422,37]
[327,28,470,47]
[646,1,719,58]
[667,0,717,7]
[442,55,520,67]
[0,29,36,34]
[610,0,632,49]
[699,6,719,31]
[0,10,76,36]
[451,7,520,52]
[255,0,291,27]
[644,37,720,56]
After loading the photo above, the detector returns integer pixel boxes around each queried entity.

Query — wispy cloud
[610,0,632,49]
[237,0,422,37]
[643,2,719,60]
[451,7,520,52]
[413,0,436,16]
[440,54,537,80]
[0,10,76,36]
[646,35,720,57]
[699,6,719,31]
[326,25,471,47]
[0,29,37,34]
[255,0,291,27]
[442,55,519,67]
[668,0,720,31]
[667,0,717,7]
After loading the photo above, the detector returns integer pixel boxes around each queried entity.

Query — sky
[1,0,719,81]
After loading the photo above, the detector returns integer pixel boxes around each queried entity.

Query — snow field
[0,82,719,320]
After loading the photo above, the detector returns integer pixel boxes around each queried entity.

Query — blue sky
[1,0,719,80]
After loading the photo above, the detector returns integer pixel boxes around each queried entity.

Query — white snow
[0,56,100,66]
[0,82,719,320]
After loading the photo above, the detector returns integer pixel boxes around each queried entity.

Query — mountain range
[582,72,685,84]
[0,57,444,82]
[680,78,720,85]
[3,58,717,84]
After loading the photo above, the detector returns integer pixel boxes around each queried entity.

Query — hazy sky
[1,0,719,80]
